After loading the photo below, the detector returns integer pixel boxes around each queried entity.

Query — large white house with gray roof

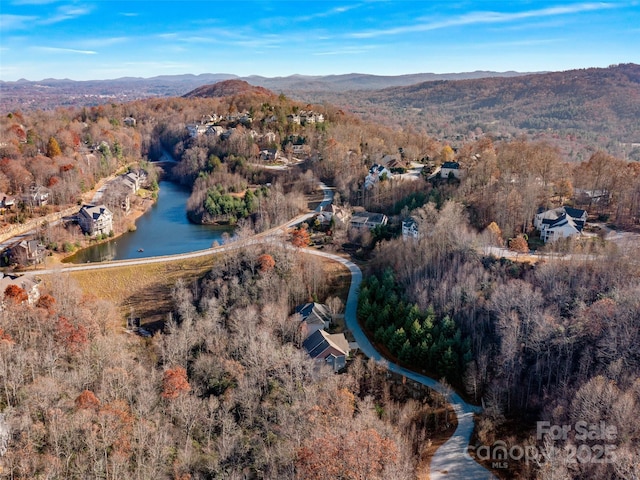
[534,206,587,243]
[78,204,113,236]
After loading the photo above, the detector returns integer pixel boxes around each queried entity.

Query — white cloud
[33,46,97,54]
[295,4,362,22]
[39,5,91,25]
[0,14,37,30]
[80,37,129,48]
[351,2,618,38]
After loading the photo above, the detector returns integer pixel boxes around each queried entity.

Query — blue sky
[1,0,639,81]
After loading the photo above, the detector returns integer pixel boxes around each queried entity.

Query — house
[259,149,280,162]
[7,239,45,266]
[292,141,309,156]
[350,211,388,229]
[123,117,136,127]
[260,131,277,144]
[295,302,332,339]
[299,111,325,124]
[302,329,350,372]
[317,204,351,226]
[287,114,301,125]
[365,164,392,189]
[402,217,420,239]
[574,188,611,205]
[22,185,50,206]
[0,273,40,308]
[207,125,225,137]
[119,170,145,194]
[380,154,402,169]
[238,112,253,124]
[0,192,15,211]
[186,123,210,138]
[440,161,461,179]
[103,182,131,214]
[201,114,220,123]
[78,204,113,236]
[534,206,587,243]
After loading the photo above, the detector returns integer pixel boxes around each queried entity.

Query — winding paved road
[304,249,495,480]
[26,182,494,478]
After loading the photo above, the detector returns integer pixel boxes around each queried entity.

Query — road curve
[302,248,496,480]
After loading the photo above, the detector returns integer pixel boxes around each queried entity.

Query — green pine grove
[358,268,472,382]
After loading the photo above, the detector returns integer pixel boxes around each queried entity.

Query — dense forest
[0,246,457,479]
[1,76,640,478]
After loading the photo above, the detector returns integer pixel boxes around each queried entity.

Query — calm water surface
[65,181,233,263]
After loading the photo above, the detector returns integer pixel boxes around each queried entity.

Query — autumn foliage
[290,225,311,248]
[4,284,29,303]
[162,366,191,399]
[36,293,57,312]
[0,328,15,345]
[257,253,276,273]
[296,428,399,480]
[55,316,88,353]
[75,389,101,410]
[508,234,529,253]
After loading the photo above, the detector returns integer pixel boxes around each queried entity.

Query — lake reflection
[65,181,234,263]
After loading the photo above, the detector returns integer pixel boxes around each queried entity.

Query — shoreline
[47,193,157,267]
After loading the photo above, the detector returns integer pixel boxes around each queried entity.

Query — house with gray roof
[7,239,45,266]
[402,217,420,239]
[295,302,332,339]
[78,204,113,237]
[440,161,461,179]
[534,206,587,243]
[0,273,40,308]
[302,329,350,372]
[350,211,388,230]
[0,192,15,211]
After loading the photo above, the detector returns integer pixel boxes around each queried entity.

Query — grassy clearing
[68,254,220,329]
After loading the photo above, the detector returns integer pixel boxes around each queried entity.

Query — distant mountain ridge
[0,70,534,111]
[2,65,638,160]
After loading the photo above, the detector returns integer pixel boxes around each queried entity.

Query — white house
[22,185,50,206]
[440,161,461,179]
[534,206,587,243]
[186,123,209,138]
[365,164,392,189]
[78,204,113,237]
[0,273,40,309]
[402,217,420,239]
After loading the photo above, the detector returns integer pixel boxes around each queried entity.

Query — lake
[64,180,234,263]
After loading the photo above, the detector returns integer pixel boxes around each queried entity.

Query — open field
[68,254,219,329]
[67,246,353,331]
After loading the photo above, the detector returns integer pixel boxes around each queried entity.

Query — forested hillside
[293,64,640,161]
[1,247,458,478]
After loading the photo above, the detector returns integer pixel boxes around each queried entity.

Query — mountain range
[1,65,638,160]
[0,70,531,112]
